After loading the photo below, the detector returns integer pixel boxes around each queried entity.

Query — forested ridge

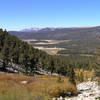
[0,29,77,84]
[0,29,100,86]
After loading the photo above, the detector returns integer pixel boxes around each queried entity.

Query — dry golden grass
[26,75,77,97]
[0,73,77,100]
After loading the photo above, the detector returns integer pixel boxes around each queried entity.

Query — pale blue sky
[0,0,100,30]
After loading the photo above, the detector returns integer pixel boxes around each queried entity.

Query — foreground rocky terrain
[55,81,100,100]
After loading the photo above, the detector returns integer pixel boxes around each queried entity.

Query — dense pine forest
[0,29,77,84]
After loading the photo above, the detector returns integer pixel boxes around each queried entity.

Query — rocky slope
[55,81,100,100]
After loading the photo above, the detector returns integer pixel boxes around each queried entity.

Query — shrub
[75,69,94,83]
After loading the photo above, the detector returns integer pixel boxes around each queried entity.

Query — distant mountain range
[9,26,100,40]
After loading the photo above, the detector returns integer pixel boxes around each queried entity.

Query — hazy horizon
[7,25,100,31]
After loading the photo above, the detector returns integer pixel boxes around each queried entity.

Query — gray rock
[55,81,100,100]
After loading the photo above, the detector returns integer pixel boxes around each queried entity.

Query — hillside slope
[0,29,77,84]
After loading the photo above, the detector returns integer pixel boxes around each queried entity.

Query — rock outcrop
[55,81,100,100]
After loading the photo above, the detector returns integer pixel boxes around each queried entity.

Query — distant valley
[9,26,100,57]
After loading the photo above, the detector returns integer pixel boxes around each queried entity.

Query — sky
[0,0,100,30]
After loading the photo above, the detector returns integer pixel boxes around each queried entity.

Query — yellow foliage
[75,69,94,83]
